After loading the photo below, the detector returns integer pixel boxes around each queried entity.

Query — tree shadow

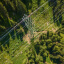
[10,29,15,40]
[21,22,28,34]
[0,34,10,51]
[22,0,32,12]
[19,32,24,41]
[43,57,46,63]
[0,0,29,53]
[0,21,28,52]
[50,57,61,64]
[48,0,63,26]
[15,30,24,41]
[14,21,28,42]
[37,0,41,7]
[0,16,11,36]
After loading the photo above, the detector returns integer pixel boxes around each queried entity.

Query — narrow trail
[34,28,58,36]
[23,33,30,44]
[23,27,58,44]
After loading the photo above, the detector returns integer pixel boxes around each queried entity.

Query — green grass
[12,44,29,64]
[60,33,64,41]
[0,40,29,64]
[0,51,13,64]
[0,28,29,64]
[46,56,51,64]
[31,4,54,32]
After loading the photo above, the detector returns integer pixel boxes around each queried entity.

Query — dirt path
[23,33,30,44]
[34,28,57,36]
[23,27,58,44]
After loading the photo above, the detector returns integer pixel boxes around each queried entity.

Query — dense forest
[0,0,64,35]
[0,0,27,36]
[26,31,64,64]
[0,0,64,64]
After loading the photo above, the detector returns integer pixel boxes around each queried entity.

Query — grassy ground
[12,44,29,64]
[0,27,29,64]
[0,39,29,64]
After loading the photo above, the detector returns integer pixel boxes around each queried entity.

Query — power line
[0,25,27,47]
[0,0,50,41]
[2,3,63,51]
[9,14,64,60]
[0,1,64,62]
[0,41,27,57]
[0,1,47,37]
[0,17,23,37]
[32,1,57,21]
[35,9,64,31]
[2,11,63,58]
[34,12,64,39]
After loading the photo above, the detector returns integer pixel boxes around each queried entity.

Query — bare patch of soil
[23,34,30,44]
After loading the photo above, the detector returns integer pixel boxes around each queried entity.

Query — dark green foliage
[0,0,28,50]
[26,31,64,64]
[48,0,64,26]
[57,27,64,34]
[0,0,27,35]
[0,0,64,64]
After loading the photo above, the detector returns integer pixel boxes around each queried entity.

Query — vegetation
[26,31,64,64]
[0,0,27,35]
[0,0,64,64]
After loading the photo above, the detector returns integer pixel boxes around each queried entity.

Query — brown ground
[23,27,58,44]
[23,33,30,44]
